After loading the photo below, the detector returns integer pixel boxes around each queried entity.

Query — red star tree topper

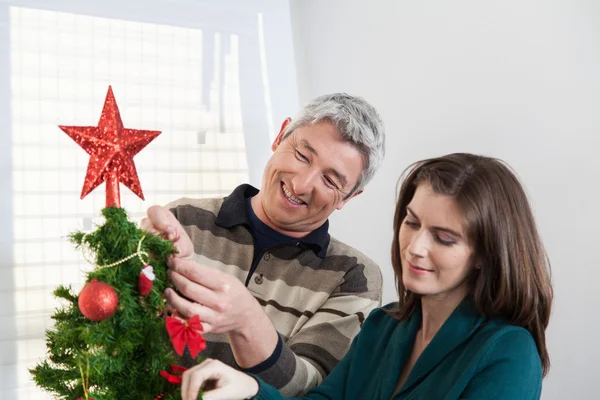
[59,86,161,208]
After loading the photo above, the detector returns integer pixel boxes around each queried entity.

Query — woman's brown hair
[390,153,553,376]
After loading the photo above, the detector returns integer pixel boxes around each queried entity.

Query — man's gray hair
[282,93,386,197]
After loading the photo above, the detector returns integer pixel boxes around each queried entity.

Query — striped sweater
[166,184,382,396]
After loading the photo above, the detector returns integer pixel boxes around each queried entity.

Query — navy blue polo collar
[215,184,330,258]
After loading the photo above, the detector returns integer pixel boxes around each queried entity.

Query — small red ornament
[159,364,189,385]
[138,265,155,296]
[78,279,119,321]
[59,86,161,208]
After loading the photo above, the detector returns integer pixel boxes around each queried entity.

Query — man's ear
[272,117,292,151]
[336,189,364,211]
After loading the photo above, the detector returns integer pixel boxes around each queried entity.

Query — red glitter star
[59,86,161,208]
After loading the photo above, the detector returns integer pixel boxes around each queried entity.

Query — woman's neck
[419,285,468,342]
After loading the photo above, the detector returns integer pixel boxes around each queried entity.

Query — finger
[164,287,215,323]
[139,217,162,236]
[168,270,222,309]
[146,205,179,238]
[147,206,196,259]
[180,363,191,400]
[168,258,230,291]
[202,367,259,400]
[182,359,217,400]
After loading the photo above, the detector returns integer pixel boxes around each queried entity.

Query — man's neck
[249,194,311,239]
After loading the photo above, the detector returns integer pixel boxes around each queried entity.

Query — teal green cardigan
[255,299,542,399]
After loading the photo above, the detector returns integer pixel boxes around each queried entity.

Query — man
[142,93,385,396]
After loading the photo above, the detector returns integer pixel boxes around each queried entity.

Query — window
[0,1,298,398]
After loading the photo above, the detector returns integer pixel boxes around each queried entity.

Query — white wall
[290,1,599,399]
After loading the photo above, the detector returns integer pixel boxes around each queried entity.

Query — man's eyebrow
[327,168,348,188]
[300,139,318,156]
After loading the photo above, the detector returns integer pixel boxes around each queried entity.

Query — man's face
[256,120,364,236]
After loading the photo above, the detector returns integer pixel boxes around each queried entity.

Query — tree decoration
[29,86,206,400]
[59,85,161,208]
[78,279,118,321]
[139,265,156,296]
[166,314,207,359]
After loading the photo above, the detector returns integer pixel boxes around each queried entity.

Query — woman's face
[399,182,475,301]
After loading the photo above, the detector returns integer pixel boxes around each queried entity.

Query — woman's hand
[181,359,259,400]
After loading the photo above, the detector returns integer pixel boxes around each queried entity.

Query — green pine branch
[30,207,199,399]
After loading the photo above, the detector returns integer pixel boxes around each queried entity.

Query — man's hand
[140,205,194,259]
[165,258,262,334]
[143,205,280,368]
[166,258,279,368]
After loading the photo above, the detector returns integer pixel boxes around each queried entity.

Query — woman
[180,153,553,400]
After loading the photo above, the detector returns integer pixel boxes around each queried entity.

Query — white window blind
[0,1,298,398]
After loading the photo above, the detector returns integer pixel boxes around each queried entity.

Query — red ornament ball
[78,279,119,321]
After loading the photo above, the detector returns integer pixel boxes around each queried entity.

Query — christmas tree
[29,86,205,400]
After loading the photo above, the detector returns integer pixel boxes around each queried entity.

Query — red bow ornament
[165,315,206,358]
